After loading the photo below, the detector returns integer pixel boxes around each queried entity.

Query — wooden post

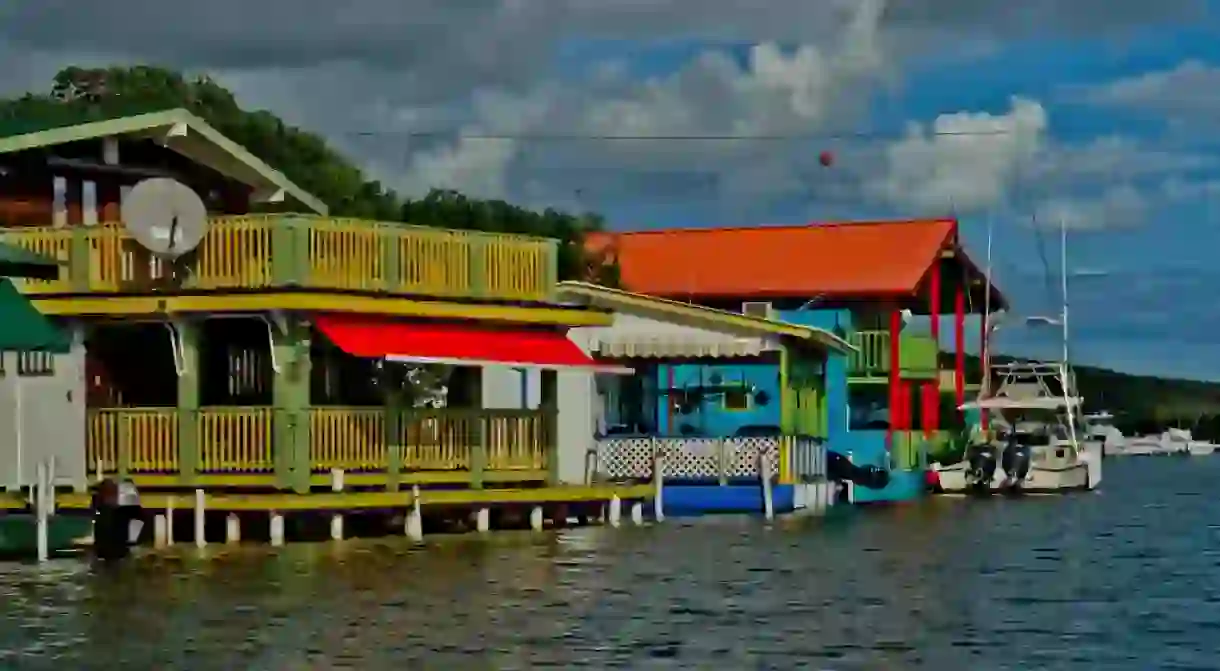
[193,488,206,548]
[225,514,241,544]
[330,468,344,541]
[165,499,175,545]
[954,286,966,406]
[475,507,490,533]
[759,450,774,521]
[469,413,487,490]
[272,316,311,493]
[541,370,559,484]
[607,495,622,527]
[716,438,729,486]
[405,485,424,542]
[384,391,403,491]
[529,506,544,531]
[177,321,201,485]
[653,446,666,522]
[630,501,644,525]
[153,514,168,548]
[35,461,49,563]
[269,513,285,547]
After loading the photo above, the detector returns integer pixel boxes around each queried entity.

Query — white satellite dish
[121,178,208,258]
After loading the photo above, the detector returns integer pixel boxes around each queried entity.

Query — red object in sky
[819,150,834,167]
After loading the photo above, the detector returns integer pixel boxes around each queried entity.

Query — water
[2,458,1219,670]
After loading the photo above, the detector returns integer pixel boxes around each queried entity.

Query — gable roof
[0,108,327,214]
[556,281,855,354]
[587,219,967,300]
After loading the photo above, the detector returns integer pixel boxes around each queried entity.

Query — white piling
[330,468,345,541]
[630,501,644,525]
[608,495,622,528]
[405,485,424,542]
[94,459,103,483]
[760,451,775,521]
[269,513,285,547]
[193,488,206,548]
[153,515,168,548]
[165,499,175,546]
[652,450,666,523]
[225,514,241,544]
[529,506,544,532]
[475,507,490,533]
[35,462,49,563]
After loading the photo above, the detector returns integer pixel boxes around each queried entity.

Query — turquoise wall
[654,362,780,436]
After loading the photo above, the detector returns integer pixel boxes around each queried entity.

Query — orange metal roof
[586,219,960,299]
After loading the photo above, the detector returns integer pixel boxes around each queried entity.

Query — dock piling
[630,501,644,525]
[329,468,345,541]
[153,514,168,548]
[760,451,775,521]
[653,451,666,522]
[269,512,285,546]
[225,513,241,544]
[529,506,544,531]
[35,461,49,563]
[405,485,424,542]
[475,507,490,533]
[193,489,206,548]
[608,495,622,528]
[165,499,175,545]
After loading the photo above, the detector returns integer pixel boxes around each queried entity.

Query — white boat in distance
[1110,427,1218,457]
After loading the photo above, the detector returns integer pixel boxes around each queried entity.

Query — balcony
[0,215,559,303]
[847,330,940,379]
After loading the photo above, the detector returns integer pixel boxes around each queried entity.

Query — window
[723,388,752,411]
[848,385,889,430]
[17,351,54,377]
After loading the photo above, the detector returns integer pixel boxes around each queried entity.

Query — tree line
[0,65,617,284]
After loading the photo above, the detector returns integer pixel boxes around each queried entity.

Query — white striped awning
[587,333,769,359]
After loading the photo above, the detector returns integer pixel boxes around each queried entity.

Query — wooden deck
[0,215,558,303]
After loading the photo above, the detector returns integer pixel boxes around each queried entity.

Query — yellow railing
[86,406,552,478]
[1,214,558,302]
[198,407,274,472]
[308,407,551,472]
[87,408,179,473]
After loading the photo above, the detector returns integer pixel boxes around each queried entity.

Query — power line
[346,128,1017,141]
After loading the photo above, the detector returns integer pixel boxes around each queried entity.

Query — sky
[1,0,1219,379]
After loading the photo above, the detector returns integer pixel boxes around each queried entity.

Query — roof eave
[0,108,328,215]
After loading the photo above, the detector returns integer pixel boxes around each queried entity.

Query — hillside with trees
[0,65,617,284]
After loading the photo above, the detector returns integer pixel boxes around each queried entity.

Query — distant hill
[960,354,1220,439]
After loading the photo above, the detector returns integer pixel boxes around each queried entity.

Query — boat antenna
[1059,214,1080,449]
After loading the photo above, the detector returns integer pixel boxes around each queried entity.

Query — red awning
[313,315,631,374]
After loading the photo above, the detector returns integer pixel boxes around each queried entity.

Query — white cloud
[869,97,1048,213]
[1082,60,1220,123]
[1034,184,1148,230]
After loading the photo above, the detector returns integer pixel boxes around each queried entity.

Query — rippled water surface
[3,458,1219,669]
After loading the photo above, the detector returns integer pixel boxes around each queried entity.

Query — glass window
[723,388,751,411]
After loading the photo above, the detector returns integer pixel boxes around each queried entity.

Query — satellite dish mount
[121,177,209,289]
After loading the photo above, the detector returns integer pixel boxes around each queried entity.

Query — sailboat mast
[982,210,994,397]
[1059,215,1079,446]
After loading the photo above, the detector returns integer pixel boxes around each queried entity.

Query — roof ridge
[607,218,956,237]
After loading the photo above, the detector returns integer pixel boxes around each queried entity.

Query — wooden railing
[308,407,551,472]
[847,330,941,378]
[0,215,558,302]
[86,406,553,480]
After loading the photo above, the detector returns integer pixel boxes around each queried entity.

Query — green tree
[0,65,617,283]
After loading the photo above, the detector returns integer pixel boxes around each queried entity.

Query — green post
[69,227,91,291]
[779,346,793,434]
[116,415,131,479]
[540,370,559,485]
[382,225,402,292]
[272,316,312,492]
[469,411,487,490]
[384,390,403,491]
[469,236,486,299]
[176,320,201,484]
[270,218,309,287]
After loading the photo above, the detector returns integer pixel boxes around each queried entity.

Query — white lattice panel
[595,436,781,480]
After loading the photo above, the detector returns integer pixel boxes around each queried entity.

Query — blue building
[587,218,1007,504]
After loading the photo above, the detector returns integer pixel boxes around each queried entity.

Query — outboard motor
[91,478,143,560]
[965,442,999,492]
[825,450,892,496]
[1001,438,1033,484]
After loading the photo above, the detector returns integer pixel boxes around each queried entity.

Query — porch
[86,406,554,488]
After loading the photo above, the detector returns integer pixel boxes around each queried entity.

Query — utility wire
[345,128,1017,141]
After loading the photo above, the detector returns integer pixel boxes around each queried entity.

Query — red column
[928,261,941,345]
[888,307,902,446]
[954,286,965,407]
[979,306,990,430]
